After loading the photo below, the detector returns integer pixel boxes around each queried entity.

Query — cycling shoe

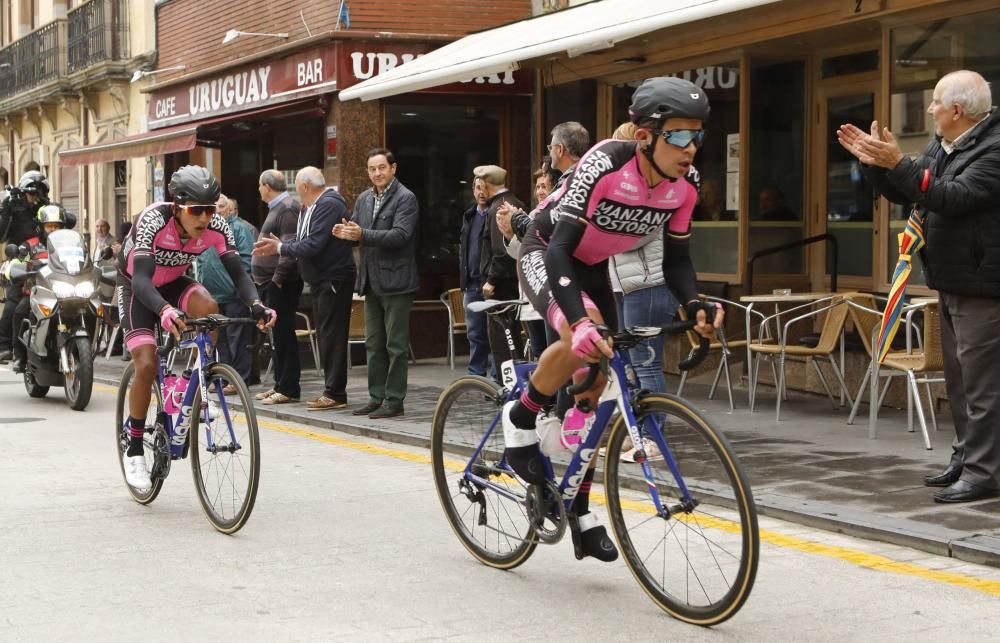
[571,512,619,562]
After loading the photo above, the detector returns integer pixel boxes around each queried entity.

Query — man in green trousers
[334,148,419,418]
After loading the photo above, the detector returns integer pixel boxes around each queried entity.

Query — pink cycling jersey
[526,139,698,262]
[119,203,237,286]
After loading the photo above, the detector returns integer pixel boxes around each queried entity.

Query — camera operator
[0,171,77,363]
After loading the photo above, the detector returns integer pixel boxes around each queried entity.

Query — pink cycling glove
[570,319,603,360]
[159,306,183,333]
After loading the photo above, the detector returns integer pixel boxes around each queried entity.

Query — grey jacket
[350,179,420,296]
[610,231,665,294]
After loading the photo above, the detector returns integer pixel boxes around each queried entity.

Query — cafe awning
[338,0,781,102]
[58,99,326,167]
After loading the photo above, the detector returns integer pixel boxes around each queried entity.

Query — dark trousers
[940,293,1000,489]
[0,286,23,352]
[364,291,414,409]
[486,279,523,377]
[463,287,491,377]
[525,319,549,360]
[217,299,253,382]
[313,279,353,402]
[261,279,303,398]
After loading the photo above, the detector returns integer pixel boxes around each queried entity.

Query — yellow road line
[93,382,1000,598]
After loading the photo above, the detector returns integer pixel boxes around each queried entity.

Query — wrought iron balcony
[68,0,130,73]
[0,20,67,101]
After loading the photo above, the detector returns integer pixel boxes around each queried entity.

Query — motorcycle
[3,230,111,410]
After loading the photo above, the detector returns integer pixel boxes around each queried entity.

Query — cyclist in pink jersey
[505,77,724,561]
[117,166,276,492]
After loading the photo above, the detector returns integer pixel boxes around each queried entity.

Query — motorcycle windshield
[46,230,91,276]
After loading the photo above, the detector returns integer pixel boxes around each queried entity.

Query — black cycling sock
[126,416,145,457]
[571,468,595,515]
[510,381,555,429]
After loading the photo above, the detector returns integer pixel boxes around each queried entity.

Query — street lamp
[130,65,187,84]
[222,29,289,45]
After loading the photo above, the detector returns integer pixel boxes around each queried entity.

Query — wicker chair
[348,298,416,368]
[748,293,855,421]
[440,288,468,369]
[847,297,943,449]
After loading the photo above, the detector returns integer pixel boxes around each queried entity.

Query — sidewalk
[93,353,1000,567]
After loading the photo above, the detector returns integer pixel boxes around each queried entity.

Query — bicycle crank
[526,481,566,544]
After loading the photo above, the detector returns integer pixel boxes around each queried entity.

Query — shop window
[385,103,501,290]
[748,59,806,275]
[113,160,127,230]
[888,8,1000,286]
[820,50,879,79]
[544,80,598,146]
[612,61,741,276]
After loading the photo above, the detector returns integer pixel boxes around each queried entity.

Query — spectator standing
[253,166,356,411]
[333,148,419,419]
[474,164,526,366]
[92,219,114,261]
[194,194,257,392]
[459,176,491,376]
[838,70,1000,503]
[252,169,303,405]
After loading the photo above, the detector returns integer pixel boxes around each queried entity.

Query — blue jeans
[464,288,491,377]
[622,285,678,393]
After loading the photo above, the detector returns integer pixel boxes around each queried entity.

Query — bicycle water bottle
[162,373,179,414]
[539,400,595,455]
[172,370,192,410]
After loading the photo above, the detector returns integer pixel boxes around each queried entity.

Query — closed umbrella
[875,207,926,363]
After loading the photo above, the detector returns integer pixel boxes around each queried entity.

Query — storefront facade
[530,0,999,296]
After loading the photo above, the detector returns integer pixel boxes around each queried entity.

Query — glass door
[816,85,878,286]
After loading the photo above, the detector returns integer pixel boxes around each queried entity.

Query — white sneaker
[123,453,152,491]
[502,401,538,449]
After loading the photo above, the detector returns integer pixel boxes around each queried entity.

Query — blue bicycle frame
[464,350,695,520]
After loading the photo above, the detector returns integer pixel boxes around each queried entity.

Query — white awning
[339,0,781,102]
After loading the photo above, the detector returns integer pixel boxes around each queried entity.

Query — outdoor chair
[748,293,855,421]
[846,297,943,449]
[676,295,775,409]
[440,288,467,369]
[264,311,322,378]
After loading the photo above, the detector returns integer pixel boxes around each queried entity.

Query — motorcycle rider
[0,171,76,363]
[5,205,67,373]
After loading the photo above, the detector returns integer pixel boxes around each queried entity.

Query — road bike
[431,300,759,626]
[114,315,261,534]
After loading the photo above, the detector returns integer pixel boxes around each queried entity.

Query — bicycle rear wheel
[431,376,537,569]
[114,361,165,504]
[190,362,260,534]
[604,393,758,626]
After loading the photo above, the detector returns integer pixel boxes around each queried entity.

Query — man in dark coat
[334,148,419,419]
[839,69,1000,503]
[458,177,491,376]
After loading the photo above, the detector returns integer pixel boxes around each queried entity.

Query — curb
[94,372,1000,568]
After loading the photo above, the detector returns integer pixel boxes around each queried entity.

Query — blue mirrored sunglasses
[654,128,706,149]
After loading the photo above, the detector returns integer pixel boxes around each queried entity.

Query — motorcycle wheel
[24,367,49,398]
[65,336,94,411]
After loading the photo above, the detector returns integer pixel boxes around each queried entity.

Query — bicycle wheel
[604,393,759,626]
[431,376,537,569]
[190,362,260,534]
[115,361,165,504]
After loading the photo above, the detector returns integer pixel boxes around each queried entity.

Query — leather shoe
[352,401,382,416]
[933,479,1000,504]
[369,405,404,419]
[923,465,962,487]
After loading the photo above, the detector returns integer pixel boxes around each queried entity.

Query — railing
[0,20,67,101]
[744,233,839,295]
[68,0,130,73]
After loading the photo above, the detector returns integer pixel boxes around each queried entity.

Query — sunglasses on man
[652,128,706,149]
[177,204,217,217]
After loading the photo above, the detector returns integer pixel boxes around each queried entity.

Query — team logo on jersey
[619,182,638,193]
[563,150,614,211]
[558,276,572,287]
[591,201,672,236]
[155,249,198,267]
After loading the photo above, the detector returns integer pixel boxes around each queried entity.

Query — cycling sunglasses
[177,204,217,217]
[653,128,706,149]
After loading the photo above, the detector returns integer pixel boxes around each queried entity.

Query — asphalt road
[1,366,999,641]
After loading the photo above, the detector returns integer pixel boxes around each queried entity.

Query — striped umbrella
[875,207,926,363]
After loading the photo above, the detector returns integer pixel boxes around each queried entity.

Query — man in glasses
[116,165,276,493]
[501,76,723,563]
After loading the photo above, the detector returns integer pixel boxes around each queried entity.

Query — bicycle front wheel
[431,376,537,569]
[190,362,260,534]
[115,361,165,504]
[604,393,759,626]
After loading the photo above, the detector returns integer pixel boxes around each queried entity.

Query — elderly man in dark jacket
[839,69,1000,503]
[254,166,356,411]
[334,148,418,419]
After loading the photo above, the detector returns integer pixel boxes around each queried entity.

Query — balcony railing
[68,0,130,73]
[0,20,68,101]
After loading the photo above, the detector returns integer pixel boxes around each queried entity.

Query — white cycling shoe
[123,453,152,491]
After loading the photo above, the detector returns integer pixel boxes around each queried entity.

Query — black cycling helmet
[168,165,221,204]
[629,76,710,125]
[18,170,50,195]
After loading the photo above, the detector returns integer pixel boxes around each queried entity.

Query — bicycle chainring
[526,481,566,544]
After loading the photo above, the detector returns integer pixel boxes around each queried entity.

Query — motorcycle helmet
[37,204,66,227]
[18,170,50,196]
[168,165,221,204]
